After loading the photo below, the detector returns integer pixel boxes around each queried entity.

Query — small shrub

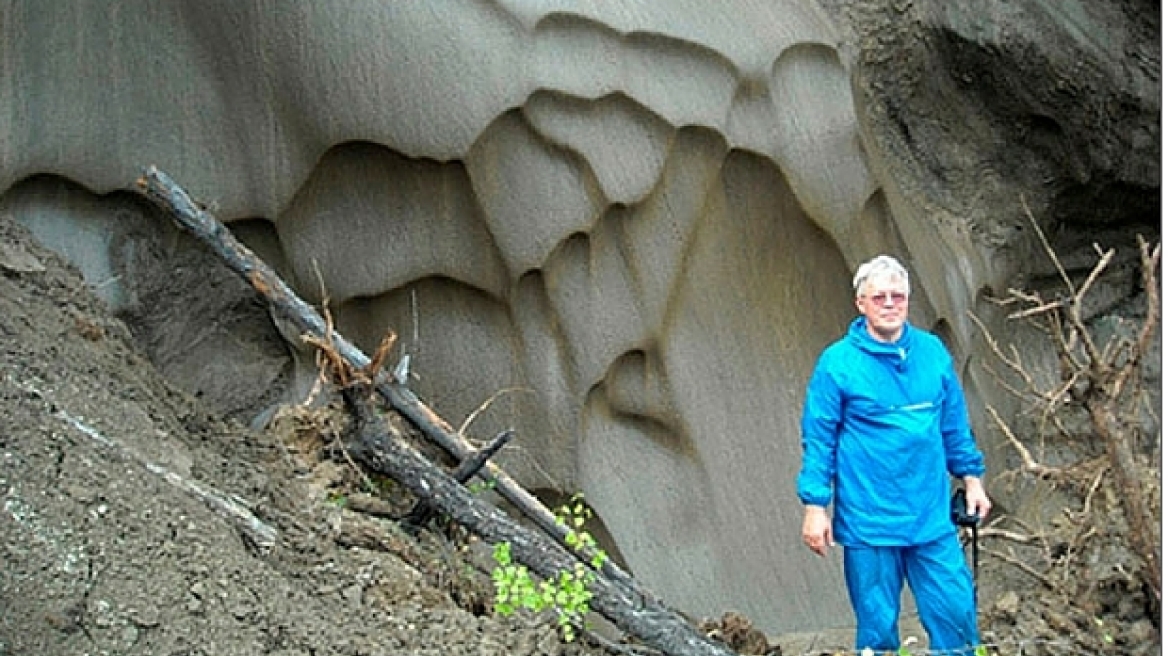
[491,494,606,642]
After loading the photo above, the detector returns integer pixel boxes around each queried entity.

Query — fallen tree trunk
[341,386,736,656]
[135,166,735,656]
[135,166,651,603]
[402,428,514,532]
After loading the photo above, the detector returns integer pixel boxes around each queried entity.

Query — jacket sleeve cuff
[798,491,832,507]
[951,464,986,479]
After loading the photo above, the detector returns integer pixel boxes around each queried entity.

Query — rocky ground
[0,212,1158,656]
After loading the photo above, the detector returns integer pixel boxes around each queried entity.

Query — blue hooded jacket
[796,317,985,547]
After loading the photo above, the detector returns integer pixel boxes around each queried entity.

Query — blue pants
[843,535,979,653]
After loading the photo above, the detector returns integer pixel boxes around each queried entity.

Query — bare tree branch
[983,546,1057,590]
[975,196,1161,612]
[135,166,738,656]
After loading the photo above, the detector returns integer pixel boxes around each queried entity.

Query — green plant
[325,490,348,507]
[365,473,398,496]
[1093,616,1114,645]
[491,494,607,642]
[467,478,497,495]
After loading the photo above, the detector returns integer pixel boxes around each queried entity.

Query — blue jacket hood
[846,315,914,362]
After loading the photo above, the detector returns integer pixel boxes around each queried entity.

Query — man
[796,254,992,652]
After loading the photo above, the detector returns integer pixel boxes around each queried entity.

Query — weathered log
[340,386,736,656]
[135,166,733,656]
[136,165,660,603]
[402,428,514,532]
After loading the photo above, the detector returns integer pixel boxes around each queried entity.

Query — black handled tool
[950,488,980,609]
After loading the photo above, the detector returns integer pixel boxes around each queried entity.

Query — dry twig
[970,195,1161,612]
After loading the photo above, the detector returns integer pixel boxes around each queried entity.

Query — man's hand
[962,476,992,521]
[801,505,833,557]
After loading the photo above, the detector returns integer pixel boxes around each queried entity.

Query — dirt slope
[0,214,622,656]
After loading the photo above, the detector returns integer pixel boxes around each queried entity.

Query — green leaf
[492,542,512,566]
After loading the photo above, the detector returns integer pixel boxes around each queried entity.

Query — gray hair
[853,255,911,297]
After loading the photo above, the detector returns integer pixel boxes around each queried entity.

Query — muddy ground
[0,213,1158,655]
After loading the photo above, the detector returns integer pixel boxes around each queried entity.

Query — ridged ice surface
[0,0,1052,633]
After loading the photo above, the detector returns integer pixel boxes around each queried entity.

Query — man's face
[855,272,909,342]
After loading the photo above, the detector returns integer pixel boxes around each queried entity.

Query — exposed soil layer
[0,213,1157,656]
[0,214,618,656]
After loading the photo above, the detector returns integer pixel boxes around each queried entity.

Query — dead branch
[338,385,737,656]
[972,196,1162,611]
[1019,199,1104,369]
[982,546,1057,590]
[1110,235,1161,400]
[136,166,725,655]
[1007,298,1065,320]
[1079,462,1107,515]
[1020,195,1071,291]
[984,405,1062,478]
[977,526,1042,545]
[968,310,1036,391]
[402,428,514,532]
[136,168,598,571]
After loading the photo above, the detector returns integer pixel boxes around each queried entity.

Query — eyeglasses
[866,292,908,306]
